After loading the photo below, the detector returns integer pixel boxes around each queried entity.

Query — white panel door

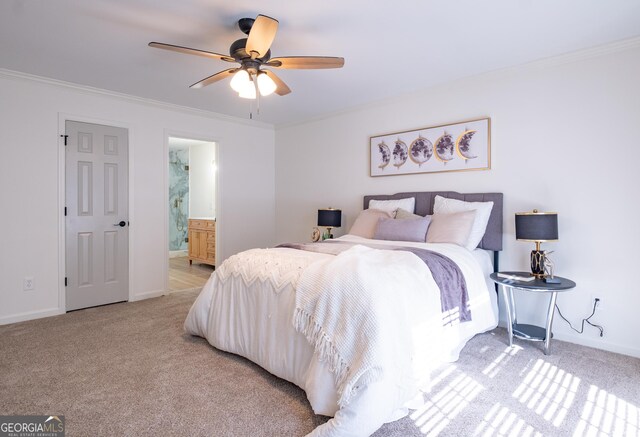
[65,121,128,311]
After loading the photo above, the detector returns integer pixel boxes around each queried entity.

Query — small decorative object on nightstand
[490,272,576,355]
[542,252,561,284]
[311,227,321,242]
[515,210,558,278]
[317,208,341,240]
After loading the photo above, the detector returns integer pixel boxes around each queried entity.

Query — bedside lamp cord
[555,299,604,337]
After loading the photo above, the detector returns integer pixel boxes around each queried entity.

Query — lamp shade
[318,208,342,228]
[515,211,558,242]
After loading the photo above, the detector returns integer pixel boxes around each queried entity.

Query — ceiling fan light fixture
[238,82,257,99]
[230,69,250,92]
[149,14,344,105]
[257,72,277,96]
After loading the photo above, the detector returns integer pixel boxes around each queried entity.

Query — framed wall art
[369,117,491,177]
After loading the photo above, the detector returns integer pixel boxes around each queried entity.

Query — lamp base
[322,227,334,240]
[530,249,546,277]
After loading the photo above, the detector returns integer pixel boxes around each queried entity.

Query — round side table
[490,272,576,355]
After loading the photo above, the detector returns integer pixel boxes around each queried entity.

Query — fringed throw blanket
[291,245,445,408]
[279,241,470,322]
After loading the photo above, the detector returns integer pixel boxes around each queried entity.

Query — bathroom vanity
[188,218,215,267]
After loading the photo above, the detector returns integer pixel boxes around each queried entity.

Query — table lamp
[318,208,341,240]
[515,210,558,278]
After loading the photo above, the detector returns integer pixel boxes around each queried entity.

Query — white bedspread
[184,235,498,437]
[294,245,444,408]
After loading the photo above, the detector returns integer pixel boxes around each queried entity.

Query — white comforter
[184,235,498,436]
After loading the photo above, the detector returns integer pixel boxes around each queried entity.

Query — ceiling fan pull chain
[252,73,260,115]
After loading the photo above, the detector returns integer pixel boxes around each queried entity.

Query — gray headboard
[363,191,503,251]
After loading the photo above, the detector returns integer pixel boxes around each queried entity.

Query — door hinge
[60,134,68,146]
[65,277,68,287]
[64,207,67,216]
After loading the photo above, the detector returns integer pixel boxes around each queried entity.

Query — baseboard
[0,307,64,326]
[166,287,202,295]
[498,319,640,358]
[0,289,197,324]
[553,332,640,359]
[129,289,166,302]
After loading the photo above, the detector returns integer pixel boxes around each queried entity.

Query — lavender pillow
[373,216,431,242]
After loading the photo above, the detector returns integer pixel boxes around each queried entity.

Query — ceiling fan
[149,14,344,99]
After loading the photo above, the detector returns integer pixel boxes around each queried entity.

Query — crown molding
[3,34,639,132]
[0,68,274,130]
[276,36,640,130]
[493,35,640,74]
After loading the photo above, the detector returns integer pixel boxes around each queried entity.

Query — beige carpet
[1,290,639,437]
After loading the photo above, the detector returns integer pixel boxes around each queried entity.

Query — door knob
[114,221,127,227]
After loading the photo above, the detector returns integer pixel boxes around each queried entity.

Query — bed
[185,191,503,437]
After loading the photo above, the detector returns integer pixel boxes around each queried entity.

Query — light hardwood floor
[169,256,214,291]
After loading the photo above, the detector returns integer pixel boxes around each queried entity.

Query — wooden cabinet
[188,219,215,267]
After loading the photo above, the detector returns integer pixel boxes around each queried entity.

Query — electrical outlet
[23,277,34,291]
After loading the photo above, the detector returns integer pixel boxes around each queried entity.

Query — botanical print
[370,118,490,176]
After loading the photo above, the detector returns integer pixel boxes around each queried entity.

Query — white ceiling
[2,0,640,126]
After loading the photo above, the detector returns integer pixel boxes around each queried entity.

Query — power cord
[555,298,604,337]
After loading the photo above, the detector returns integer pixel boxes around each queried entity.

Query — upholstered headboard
[363,191,503,251]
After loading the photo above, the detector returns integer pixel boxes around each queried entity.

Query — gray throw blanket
[277,241,471,322]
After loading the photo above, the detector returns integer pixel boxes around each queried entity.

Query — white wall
[189,142,216,219]
[0,71,275,324]
[275,44,640,357]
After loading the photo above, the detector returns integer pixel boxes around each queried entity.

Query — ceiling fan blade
[246,15,279,59]
[266,56,345,69]
[190,68,238,89]
[263,70,291,96]
[149,42,236,63]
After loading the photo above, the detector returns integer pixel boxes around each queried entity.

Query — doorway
[167,137,216,292]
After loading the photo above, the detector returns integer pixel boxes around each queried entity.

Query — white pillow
[426,211,476,246]
[368,197,415,216]
[433,195,494,250]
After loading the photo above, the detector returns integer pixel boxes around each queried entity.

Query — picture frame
[369,117,491,177]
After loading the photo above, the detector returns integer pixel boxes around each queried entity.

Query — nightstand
[490,272,576,355]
